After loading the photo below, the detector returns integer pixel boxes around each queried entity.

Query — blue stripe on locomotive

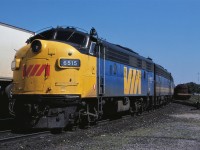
[155,74,172,96]
[98,58,154,97]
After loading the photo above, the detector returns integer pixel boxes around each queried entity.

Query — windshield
[55,30,87,47]
[28,28,88,47]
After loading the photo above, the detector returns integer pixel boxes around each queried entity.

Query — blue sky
[1,0,200,85]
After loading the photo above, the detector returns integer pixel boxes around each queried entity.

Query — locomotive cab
[11,27,98,130]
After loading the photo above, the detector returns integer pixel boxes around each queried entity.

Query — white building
[0,22,34,80]
[0,22,34,105]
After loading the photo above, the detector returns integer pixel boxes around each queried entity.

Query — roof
[0,22,35,35]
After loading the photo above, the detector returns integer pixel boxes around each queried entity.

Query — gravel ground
[1,103,200,150]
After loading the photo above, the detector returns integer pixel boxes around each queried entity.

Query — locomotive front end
[13,40,82,98]
[11,27,97,130]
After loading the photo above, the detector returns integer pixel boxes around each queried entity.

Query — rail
[0,131,50,143]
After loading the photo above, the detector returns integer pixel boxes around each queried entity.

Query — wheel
[79,114,90,129]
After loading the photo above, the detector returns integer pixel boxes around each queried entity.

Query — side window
[89,42,96,55]
[113,63,117,75]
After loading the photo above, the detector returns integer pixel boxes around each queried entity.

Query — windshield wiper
[66,31,75,41]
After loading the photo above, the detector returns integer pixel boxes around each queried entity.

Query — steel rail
[0,130,11,134]
[0,118,13,121]
[0,131,50,143]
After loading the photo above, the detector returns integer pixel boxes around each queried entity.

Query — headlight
[31,40,42,53]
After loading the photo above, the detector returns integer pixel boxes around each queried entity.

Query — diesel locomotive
[11,26,174,131]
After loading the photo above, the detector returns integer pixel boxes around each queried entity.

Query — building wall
[0,23,34,79]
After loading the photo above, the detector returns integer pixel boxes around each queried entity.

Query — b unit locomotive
[11,26,174,130]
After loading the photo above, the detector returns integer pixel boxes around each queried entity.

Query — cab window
[89,42,96,55]
[56,30,87,47]
[27,29,55,43]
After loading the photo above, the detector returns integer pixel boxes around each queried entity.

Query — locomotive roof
[0,22,34,34]
[100,39,153,64]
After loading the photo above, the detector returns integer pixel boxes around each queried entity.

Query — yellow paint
[12,40,97,98]
[124,67,141,95]
[81,55,97,97]
[48,48,55,55]
[15,58,21,69]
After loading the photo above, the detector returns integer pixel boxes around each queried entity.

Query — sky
[1,0,200,85]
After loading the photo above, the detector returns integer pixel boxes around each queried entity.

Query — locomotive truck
[0,22,34,117]
[11,26,174,131]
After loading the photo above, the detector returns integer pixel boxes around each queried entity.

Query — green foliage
[175,82,200,94]
[181,82,200,94]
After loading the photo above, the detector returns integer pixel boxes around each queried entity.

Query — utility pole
[197,72,200,109]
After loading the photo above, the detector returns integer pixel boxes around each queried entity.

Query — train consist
[11,27,174,131]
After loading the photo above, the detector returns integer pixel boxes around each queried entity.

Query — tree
[186,82,200,94]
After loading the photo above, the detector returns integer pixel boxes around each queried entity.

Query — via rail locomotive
[11,26,174,130]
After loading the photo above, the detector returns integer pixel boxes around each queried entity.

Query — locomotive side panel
[155,76,171,96]
[155,65,172,96]
[154,64,174,106]
[99,58,154,97]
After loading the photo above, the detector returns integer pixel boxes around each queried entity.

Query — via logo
[124,67,141,95]
[22,64,50,78]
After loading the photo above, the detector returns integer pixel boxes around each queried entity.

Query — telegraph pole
[197,72,200,109]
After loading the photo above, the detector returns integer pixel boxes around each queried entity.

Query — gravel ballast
[1,103,200,150]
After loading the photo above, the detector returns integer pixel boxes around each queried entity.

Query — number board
[60,59,80,67]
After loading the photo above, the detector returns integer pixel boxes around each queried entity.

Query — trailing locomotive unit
[11,27,174,130]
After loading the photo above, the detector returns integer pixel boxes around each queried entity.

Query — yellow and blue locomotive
[11,27,174,130]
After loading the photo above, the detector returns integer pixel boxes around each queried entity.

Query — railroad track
[0,130,11,134]
[0,118,13,121]
[0,105,169,144]
[0,118,14,131]
[0,131,50,143]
